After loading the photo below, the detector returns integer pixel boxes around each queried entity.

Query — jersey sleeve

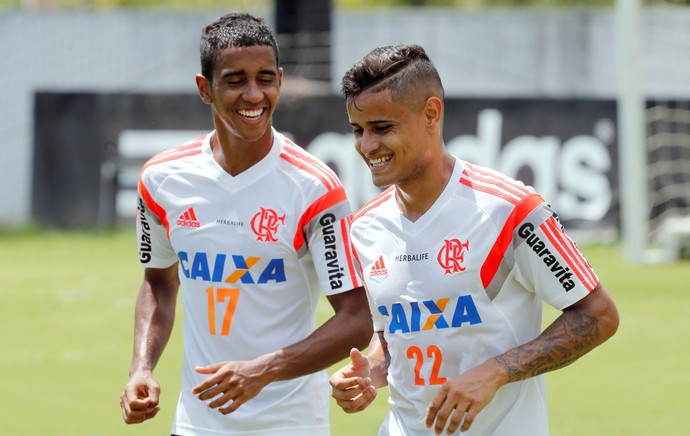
[302,186,362,296]
[135,181,178,269]
[512,202,600,310]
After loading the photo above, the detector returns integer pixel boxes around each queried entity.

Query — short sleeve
[512,203,599,310]
[135,195,178,268]
[304,188,362,296]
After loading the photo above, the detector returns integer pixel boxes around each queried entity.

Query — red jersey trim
[460,163,531,205]
[340,217,361,288]
[141,138,205,172]
[138,179,170,238]
[480,193,544,289]
[281,140,341,191]
[353,186,395,222]
[540,216,599,291]
[293,186,348,252]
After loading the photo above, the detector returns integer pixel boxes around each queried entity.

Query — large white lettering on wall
[445,109,613,222]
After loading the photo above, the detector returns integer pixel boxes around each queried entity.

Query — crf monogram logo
[437,239,470,274]
[250,207,285,242]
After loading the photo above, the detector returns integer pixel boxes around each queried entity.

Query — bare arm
[494,284,619,381]
[193,286,373,414]
[120,264,179,424]
[270,286,374,379]
[426,285,619,435]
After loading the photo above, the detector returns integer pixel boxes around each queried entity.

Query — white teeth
[238,108,263,119]
[369,156,392,167]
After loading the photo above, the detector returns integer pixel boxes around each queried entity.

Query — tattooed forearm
[494,307,601,382]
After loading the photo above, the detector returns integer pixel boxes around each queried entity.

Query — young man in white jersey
[329,44,619,435]
[119,13,372,435]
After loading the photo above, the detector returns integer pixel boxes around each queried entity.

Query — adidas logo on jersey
[177,207,200,228]
[369,256,388,277]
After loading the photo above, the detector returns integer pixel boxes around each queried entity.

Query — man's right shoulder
[141,134,208,174]
[352,186,395,223]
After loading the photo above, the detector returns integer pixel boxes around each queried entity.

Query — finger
[445,409,467,435]
[432,401,460,436]
[206,390,237,410]
[192,372,225,395]
[350,348,368,369]
[218,392,249,415]
[331,377,372,401]
[122,394,153,413]
[330,375,369,391]
[460,406,479,433]
[195,363,223,374]
[425,386,447,428]
[146,385,161,406]
[121,399,147,424]
[335,384,377,413]
[196,383,227,401]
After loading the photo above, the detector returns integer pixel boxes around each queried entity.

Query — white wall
[1,7,690,227]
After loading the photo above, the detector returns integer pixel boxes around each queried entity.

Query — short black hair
[200,12,280,83]
[341,44,444,106]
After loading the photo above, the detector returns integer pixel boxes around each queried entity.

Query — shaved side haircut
[341,44,444,109]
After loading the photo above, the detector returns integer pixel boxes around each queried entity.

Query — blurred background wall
[1,4,689,257]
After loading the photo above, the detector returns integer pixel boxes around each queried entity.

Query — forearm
[129,279,178,376]
[364,331,389,388]
[263,291,373,382]
[493,287,619,383]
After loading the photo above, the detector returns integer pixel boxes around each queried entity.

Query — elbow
[355,314,375,351]
[601,299,620,343]
[592,287,620,344]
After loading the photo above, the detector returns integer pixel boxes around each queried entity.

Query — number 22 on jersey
[407,344,446,385]
[205,286,240,336]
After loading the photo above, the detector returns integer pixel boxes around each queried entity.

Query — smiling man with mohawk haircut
[329,44,619,436]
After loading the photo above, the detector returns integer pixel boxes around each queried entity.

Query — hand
[192,360,272,414]
[120,374,161,424]
[329,348,377,413]
[425,360,505,435]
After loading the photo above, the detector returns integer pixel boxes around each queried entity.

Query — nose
[358,130,380,156]
[243,80,264,103]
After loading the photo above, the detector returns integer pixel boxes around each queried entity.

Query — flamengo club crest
[437,239,470,274]
[250,207,285,242]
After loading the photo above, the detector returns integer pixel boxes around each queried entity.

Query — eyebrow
[350,119,390,127]
[219,68,278,80]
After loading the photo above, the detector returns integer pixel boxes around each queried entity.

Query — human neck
[395,154,455,222]
[211,128,273,177]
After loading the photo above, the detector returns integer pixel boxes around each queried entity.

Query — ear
[423,96,443,131]
[278,67,283,87]
[196,74,212,104]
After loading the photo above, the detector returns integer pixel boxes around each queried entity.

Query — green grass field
[1,229,689,435]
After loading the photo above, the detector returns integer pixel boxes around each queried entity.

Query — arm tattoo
[495,308,600,382]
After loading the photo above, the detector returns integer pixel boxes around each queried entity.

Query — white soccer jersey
[135,128,361,436]
[350,157,599,436]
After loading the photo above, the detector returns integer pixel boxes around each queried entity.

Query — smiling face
[197,45,282,146]
[347,88,442,190]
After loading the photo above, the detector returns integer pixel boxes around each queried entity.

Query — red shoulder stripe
[540,217,599,291]
[460,164,531,204]
[293,186,348,251]
[340,216,361,288]
[480,193,544,288]
[142,142,204,171]
[138,179,170,238]
[282,140,340,191]
[353,187,395,221]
